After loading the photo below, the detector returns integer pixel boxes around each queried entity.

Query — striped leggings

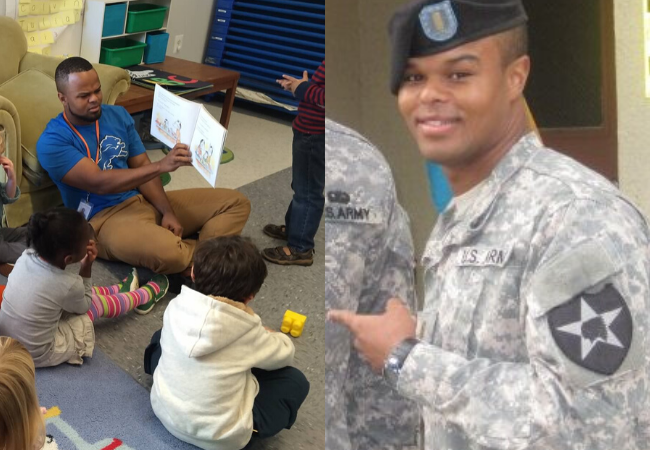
[86,282,162,322]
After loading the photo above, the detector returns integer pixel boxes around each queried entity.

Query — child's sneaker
[118,268,140,293]
[135,274,169,315]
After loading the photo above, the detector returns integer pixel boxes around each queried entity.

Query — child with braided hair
[0,207,168,367]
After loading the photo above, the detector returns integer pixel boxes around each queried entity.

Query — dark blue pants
[285,129,325,252]
[243,366,310,448]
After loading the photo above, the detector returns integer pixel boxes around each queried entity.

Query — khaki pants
[90,188,251,274]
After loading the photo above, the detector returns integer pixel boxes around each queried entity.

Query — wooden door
[524,0,617,180]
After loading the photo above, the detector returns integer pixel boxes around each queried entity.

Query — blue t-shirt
[37,105,146,218]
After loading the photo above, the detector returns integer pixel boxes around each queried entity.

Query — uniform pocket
[325,251,365,311]
[426,262,524,359]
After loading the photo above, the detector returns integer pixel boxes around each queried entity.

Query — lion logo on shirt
[98,135,128,171]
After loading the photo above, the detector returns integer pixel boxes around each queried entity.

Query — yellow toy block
[281,310,307,338]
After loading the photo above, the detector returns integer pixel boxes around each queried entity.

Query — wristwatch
[383,338,420,389]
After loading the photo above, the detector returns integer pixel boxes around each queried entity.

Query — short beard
[68,104,102,124]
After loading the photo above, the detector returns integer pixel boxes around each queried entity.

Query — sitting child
[150,236,309,450]
[0,336,46,450]
[0,132,28,274]
[0,207,168,368]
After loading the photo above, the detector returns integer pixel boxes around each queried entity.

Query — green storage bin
[126,3,168,33]
[100,38,147,68]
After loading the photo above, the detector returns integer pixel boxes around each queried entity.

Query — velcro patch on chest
[457,245,513,268]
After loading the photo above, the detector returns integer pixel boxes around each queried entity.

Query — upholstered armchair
[0,16,131,226]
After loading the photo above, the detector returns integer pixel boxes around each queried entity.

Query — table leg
[220,84,237,129]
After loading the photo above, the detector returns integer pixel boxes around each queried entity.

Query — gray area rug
[36,348,200,449]
[76,168,324,450]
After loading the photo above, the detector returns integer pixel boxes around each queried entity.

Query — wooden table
[115,56,240,129]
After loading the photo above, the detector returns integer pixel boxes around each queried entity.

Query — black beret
[388,0,528,94]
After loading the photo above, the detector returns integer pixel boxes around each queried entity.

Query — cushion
[0,69,63,177]
[21,164,55,192]
[0,17,27,85]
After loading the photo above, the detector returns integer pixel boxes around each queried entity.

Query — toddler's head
[0,337,44,450]
[192,236,268,304]
[27,207,91,267]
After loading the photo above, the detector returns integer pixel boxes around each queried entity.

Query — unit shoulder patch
[548,284,633,375]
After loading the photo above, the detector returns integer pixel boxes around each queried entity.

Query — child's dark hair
[193,236,267,303]
[27,207,88,262]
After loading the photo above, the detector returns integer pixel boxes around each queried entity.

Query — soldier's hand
[159,143,192,173]
[328,298,416,373]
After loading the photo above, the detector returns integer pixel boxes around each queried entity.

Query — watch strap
[383,337,420,388]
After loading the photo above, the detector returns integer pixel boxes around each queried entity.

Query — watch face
[384,355,402,386]
[387,355,401,371]
[384,339,419,386]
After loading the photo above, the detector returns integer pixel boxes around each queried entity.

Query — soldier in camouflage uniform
[329,0,650,449]
[325,118,419,450]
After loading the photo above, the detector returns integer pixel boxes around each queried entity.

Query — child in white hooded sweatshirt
[150,236,309,450]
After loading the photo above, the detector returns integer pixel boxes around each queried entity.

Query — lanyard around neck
[63,111,100,164]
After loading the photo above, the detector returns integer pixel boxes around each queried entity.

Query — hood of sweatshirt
[166,285,260,358]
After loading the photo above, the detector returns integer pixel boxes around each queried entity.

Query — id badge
[77,200,93,219]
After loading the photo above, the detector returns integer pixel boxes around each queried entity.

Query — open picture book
[151,84,227,187]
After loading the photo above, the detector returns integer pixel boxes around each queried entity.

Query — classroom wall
[614,0,650,216]
[164,0,216,63]
[325,0,361,131]
[1,0,83,56]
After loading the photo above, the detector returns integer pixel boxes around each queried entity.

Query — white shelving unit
[80,0,173,64]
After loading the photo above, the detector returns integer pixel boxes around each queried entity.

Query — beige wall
[615,0,650,216]
[327,0,437,264]
[165,0,216,63]
[325,0,361,130]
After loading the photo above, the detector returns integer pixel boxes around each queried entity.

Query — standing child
[150,236,309,450]
[0,336,46,450]
[262,60,325,267]
[0,207,169,368]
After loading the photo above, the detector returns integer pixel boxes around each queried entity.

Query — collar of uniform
[464,132,541,228]
[422,132,542,267]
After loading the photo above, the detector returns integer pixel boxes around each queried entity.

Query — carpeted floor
[37,348,200,449]
[57,168,324,450]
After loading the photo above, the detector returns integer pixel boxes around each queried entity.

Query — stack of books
[125,65,213,96]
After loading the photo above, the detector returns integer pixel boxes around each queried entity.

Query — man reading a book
[36,57,251,282]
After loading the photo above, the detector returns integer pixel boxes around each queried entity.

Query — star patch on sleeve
[548,284,633,375]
